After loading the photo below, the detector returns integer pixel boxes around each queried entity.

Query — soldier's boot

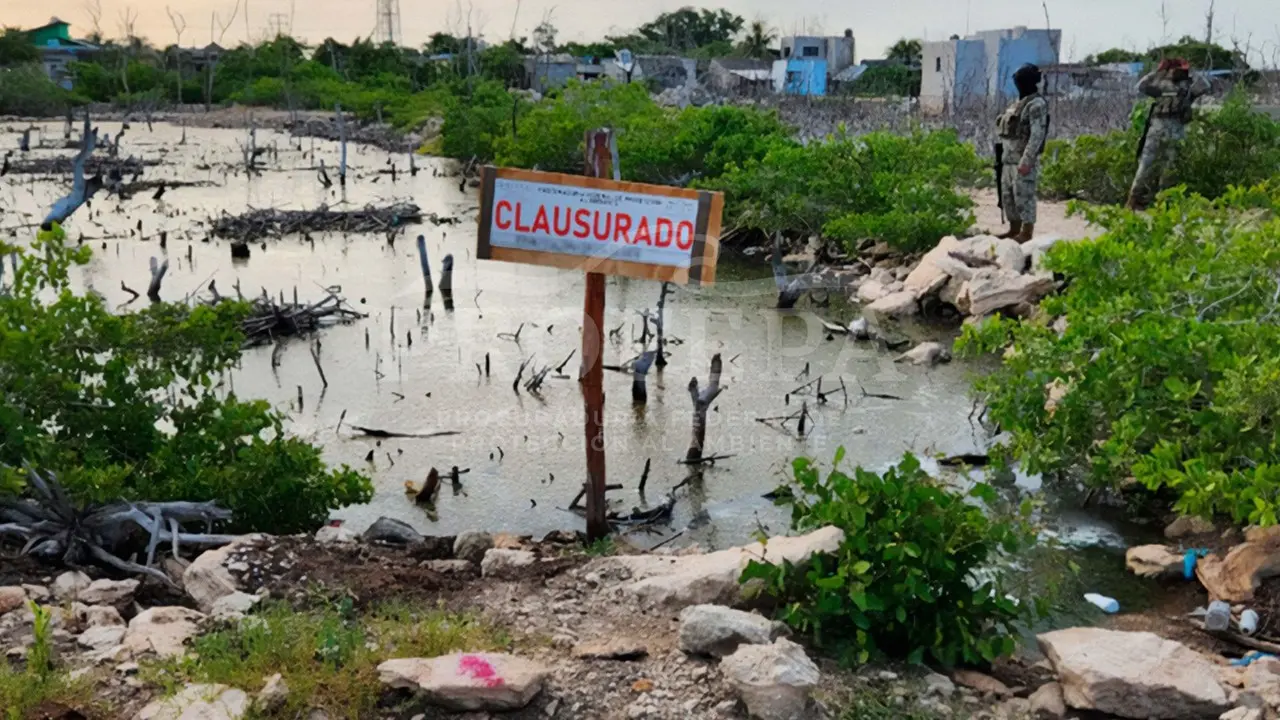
[1013,223,1035,244]
[997,221,1022,240]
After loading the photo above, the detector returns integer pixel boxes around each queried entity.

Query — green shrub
[704,129,983,252]
[1041,95,1280,204]
[0,64,75,116]
[743,452,1036,666]
[0,228,372,532]
[959,181,1280,525]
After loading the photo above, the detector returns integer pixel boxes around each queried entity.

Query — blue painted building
[771,58,827,96]
[921,26,1061,113]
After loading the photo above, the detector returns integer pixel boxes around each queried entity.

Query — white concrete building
[921,26,1062,114]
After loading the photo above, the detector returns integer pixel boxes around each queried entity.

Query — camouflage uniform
[1128,70,1211,208]
[996,94,1049,225]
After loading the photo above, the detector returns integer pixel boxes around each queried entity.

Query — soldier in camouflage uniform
[996,64,1050,243]
[1126,58,1211,210]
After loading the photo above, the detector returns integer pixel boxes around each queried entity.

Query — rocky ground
[7,514,1280,720]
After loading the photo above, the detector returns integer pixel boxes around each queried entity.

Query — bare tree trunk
[686,353,724,462]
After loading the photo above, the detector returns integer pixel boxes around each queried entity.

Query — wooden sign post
[476,129,723,541]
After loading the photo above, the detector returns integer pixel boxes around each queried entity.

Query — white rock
[454,531,495,565]
[939,276,967,307]
[184,536,259,613]
[857,280,889,303]
[0,587,26,615]
[1028,682,1067,718]
[426,560,476,574]
[1221,707,1264,720]
[123,606,207,658]
[78,625,126,651]
[886,280,905,293]
[866,290,919,318]
[135,683,249,720]
[52,570,91,601]
[75,603,125,628]
[211,591,262,620]
[1038,628,1231,719]
[21,585,50,602]
[480,549,537,578]
[596,526,844,610]
[924,672,956,698]
[869,267,896,285]
[378,653,550,711]
[896,342,952,367]
[1125,545,1185,579]
[720,637,820,720]
[960,235,1026,273]
[256,673,289,712]
[678,605,785,658]
[1166,516,1216,539]
[314,525,359,544]
[966,268,1056,317]
[78,578,139,608]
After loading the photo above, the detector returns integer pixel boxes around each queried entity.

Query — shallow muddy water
[0,120,1129,552]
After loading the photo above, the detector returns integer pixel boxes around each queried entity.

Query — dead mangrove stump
[632,350,657,405]
[686,353,724,463]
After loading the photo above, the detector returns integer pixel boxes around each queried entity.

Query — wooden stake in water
[417,235,433,295]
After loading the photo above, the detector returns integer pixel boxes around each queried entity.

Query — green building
[26,17,99,90]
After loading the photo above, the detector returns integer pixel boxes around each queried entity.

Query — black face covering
[1014,65,1041,98]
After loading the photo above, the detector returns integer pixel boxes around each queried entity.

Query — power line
[374,0,402,45]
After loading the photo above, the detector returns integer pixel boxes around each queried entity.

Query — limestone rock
[1126,545,1185,579]
[136,683,249,720]
[454,531,494,565]
[1221,708,1264,720]
[78,578,139,609]
[866,290,918,319]
[480,549,536,578]
[857,280,889,303]
[52,570,91,601]
[314,525,359,544]
[596,526,844,610]
[1028,682,1066,718]
[678,605,785,658]
[966,268,1056,317]
[377,653,549,711]
[256,673,289,712]
[939,276,967,307]
[896,342,952,367]
[1197,527,1280,602]
[953,669,1012,698]
[572,639,649,661]
[362,516,424,546]
[123,606,207,658]
[904,236,964,299]
[960,235,1026,273]
[424,560,475,574]
[21,585,50,602]
[75,603,125,628]
[78,625,126,651]
[1166,516,1216,539]
[720,637,820,720]
[0,587,26,615]
[184,536,260,613]
[1038,627,1231,719]
[924,672,956,698]
[868,266,895,285]
[211,591,261,620]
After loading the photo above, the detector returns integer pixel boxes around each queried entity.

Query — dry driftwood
[211,202,424,241]
[215,287,367,346]
[11,155,157,177]
[0,464,236,586]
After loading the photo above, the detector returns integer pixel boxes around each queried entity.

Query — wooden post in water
[581,128,615,542]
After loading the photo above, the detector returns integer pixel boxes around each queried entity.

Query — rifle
[1135,102,1155,161]
[994,142,1005,224]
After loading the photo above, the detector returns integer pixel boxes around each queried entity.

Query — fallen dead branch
[0,463,235,586]
[350,426,462,439]
[10,155,158,176]
[211,202,423,241]
[216,287,367,347]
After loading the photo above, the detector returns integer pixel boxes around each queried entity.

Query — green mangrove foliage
[744,452,1036,666]
[0,229,372,533]
[960,182,1280,525]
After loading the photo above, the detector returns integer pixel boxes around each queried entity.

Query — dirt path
[969,189,1099,241]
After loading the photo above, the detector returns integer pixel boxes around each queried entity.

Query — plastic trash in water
[1240,609,1260,635]
[1184,548,1211,580]
[1084,593,1120,614]
[1206,600,1233,632]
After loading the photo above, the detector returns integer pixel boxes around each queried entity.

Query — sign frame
[476,166,722,286]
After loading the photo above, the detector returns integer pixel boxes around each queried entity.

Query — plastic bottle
[1084,593,1120,614]
[1240,609,1260,635]
[1206,600,1232,632]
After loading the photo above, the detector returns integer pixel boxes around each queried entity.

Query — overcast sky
[4,0,1278,65]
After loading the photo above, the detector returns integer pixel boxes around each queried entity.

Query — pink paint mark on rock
[459,654,506,688]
